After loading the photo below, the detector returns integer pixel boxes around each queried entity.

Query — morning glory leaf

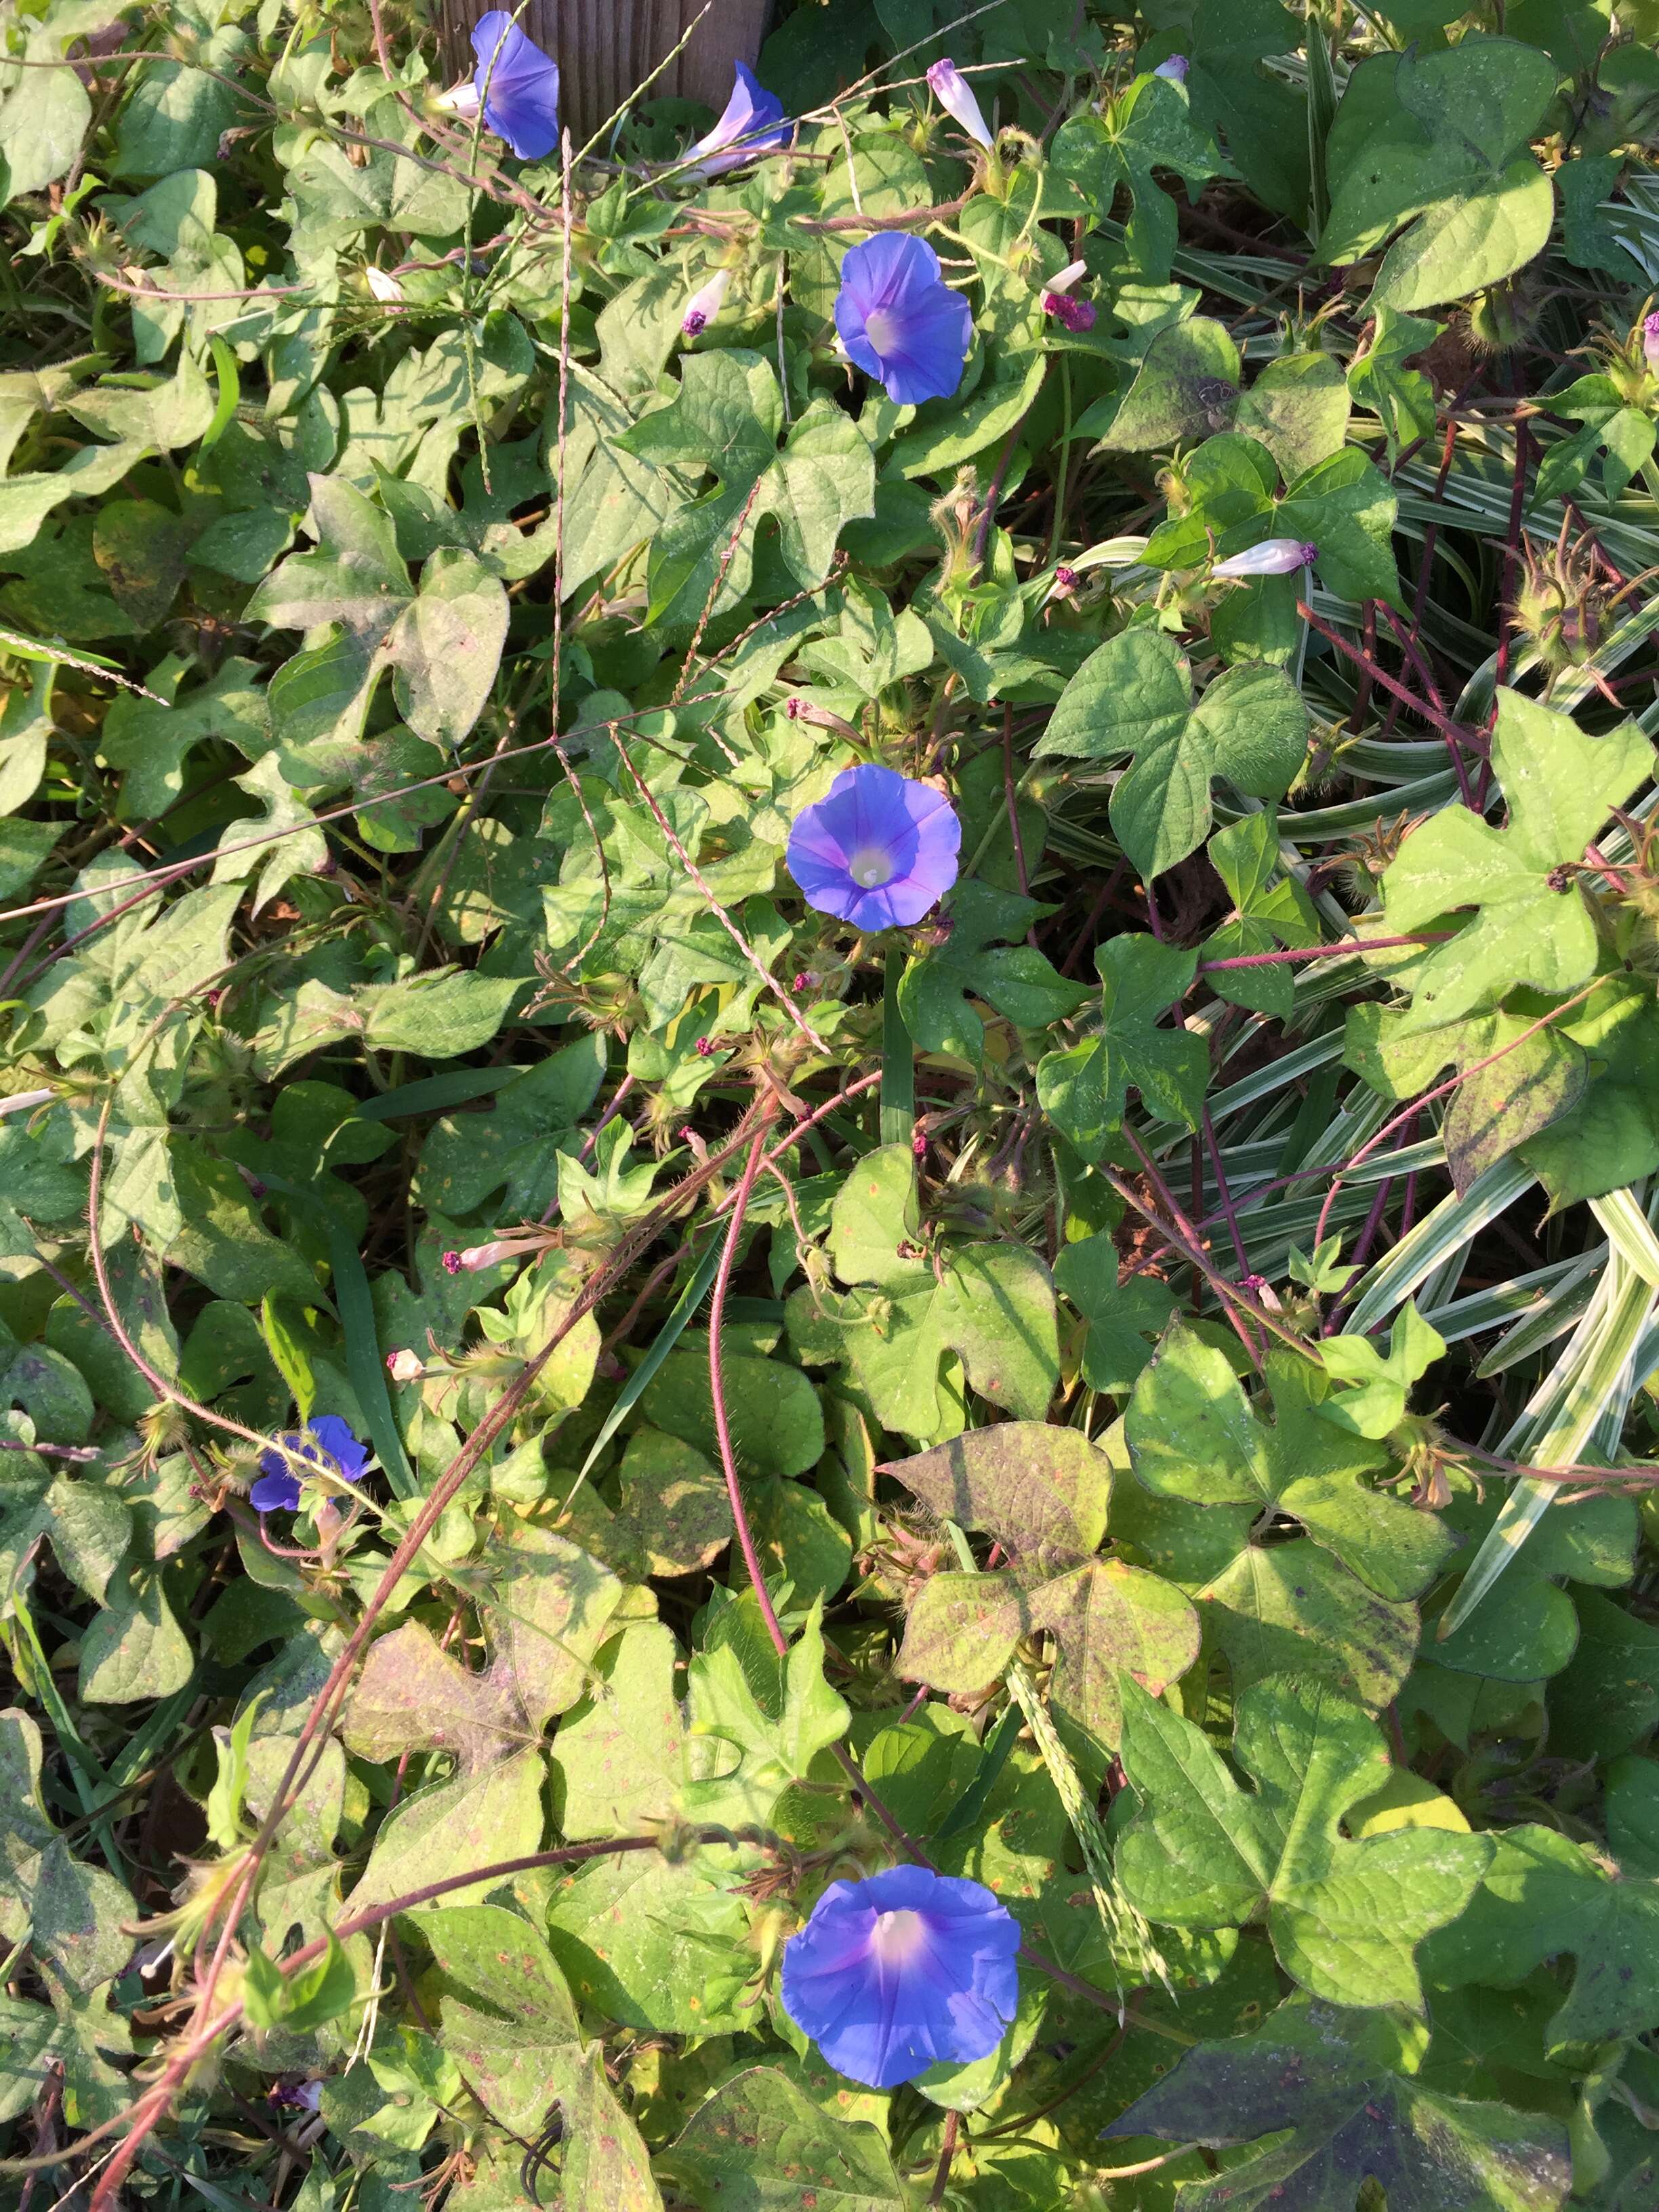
[885,1423,1200,1755]
[1115,1673,1491,2007]
[615,348,874,636]
[1420,1818,1659,2049]
[1318,1301,1447,1439]
[899,880,1088,1066]
[1126,1322,1458,1602]
[1105,1994,1571,2211]
[1035,937,1208,1156]
[1382,687,1653,1035]
[1036,626,1308,880]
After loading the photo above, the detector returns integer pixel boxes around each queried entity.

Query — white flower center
[869,1908,927,1961]
[863,309,901,356]
[848,847,895,889]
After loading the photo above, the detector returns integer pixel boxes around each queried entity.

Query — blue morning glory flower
[834,234,972,407]
[462,12,560,161]
[785,763,960,930]
[781,1864,1020,2088]
[251,1415,369,1515]
[688,61,789,173]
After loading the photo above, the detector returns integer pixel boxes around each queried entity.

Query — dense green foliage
[7,0,1659,2204]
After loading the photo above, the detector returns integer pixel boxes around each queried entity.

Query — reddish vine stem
[1120,1129,1267,1370]
[710,1114,788,1656]
[1296,600,1485,757]
[1311,977,1602,1252]
[1198,932,1448,973]
[929,2111,961,2205]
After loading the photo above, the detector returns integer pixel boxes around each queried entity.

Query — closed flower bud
[365,266,404,305]
[1645,311,1659,373]
[682,266,731,336]
[1213,538,1318,578]
[1153,54,1189,83]
[385,1348,423,1382]
[926,58,994,151]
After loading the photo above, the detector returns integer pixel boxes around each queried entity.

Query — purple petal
[785,764,960,930]
[472,12,560,161]
[251,1468,303,1513]
[690,60,789,169]
[834,237,970,405]
[306,1414,369,1481]
[926,58,994,150]
[781,1865,1019,2089]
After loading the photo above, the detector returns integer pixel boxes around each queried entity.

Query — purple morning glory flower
[250,1415,369,1515]
[781,1864,1020,2089]
[785,763,960,931]
[1213,537,1318,578]
[1153,54,1190,83]
[1644,310,1659,372]
[926,58,994,150]
[459,12,560,161]
[687,60,789,173]
[834,234,972,407]
[1042,260,1096,333]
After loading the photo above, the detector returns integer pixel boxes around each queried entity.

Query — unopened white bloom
[1213,538,1318,578]
[365,266,404,305]
[385,1347,423,1382]
[682,266,731,336]
[926,58,994,151]
[1045,260,1088,297]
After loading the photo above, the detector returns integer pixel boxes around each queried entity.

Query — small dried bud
[441,1250,463,1276]
[695,1036,716,1057]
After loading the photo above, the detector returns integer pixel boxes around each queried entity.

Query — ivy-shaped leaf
[1115,1673,1492,2007]
[248,474,508,761]
[1382,687,1652,1034]
[616,349,874,636]
[1050,73,1221,283]
[899,880,1088,1066]
[1105,1994,1571,2211]
[1202,809,1322,1019]
[886,1423,1200,1755]
[1421,1812,1659,2049]
[1036,626,1307,879]
[1035,936,1208,1158]
[787,1146,1060,1439]
[1115,1323,1457,1706]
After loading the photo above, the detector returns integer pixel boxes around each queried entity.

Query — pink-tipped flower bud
[458,1240,513,1272]
[682,266,731,337]
[1213,538,1318,578]
[386,1349,424,1382]
[1644,311,1659,373]
[926,58,994,150]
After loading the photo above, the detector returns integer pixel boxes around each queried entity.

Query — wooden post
[437,0,773,142]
